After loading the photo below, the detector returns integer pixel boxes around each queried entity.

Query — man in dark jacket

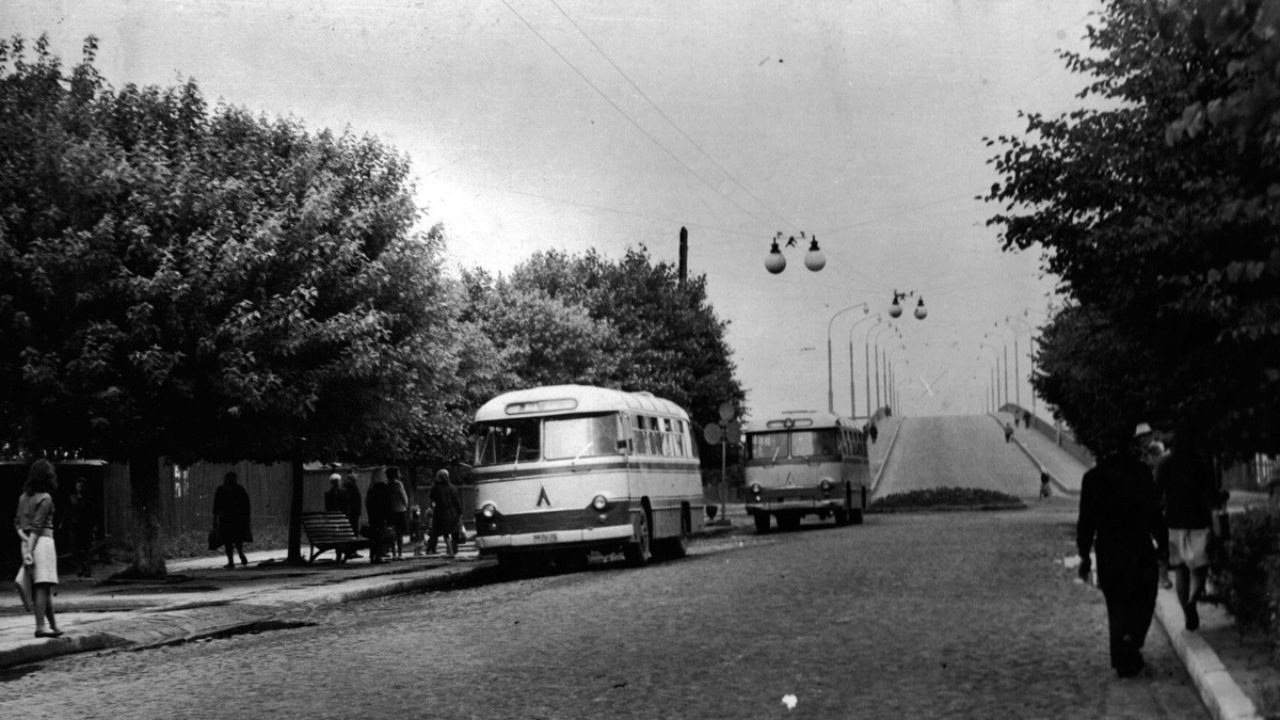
[1076,423,1168,678]
[212,472,252,569]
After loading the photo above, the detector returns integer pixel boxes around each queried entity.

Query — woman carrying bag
[14,459,62,638]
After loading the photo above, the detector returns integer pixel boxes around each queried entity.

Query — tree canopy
[462,247,746,452]
[0,35,459,467]
[984,0,1280,457]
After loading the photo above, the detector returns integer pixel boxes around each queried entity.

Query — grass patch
[869,487,1026,513]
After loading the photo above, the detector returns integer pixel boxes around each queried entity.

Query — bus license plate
[532,533,558,542]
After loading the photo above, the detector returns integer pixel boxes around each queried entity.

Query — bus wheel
[778,513,801,531]
[624,513,652,566]
[754,513,771,534]
[834,508,850,526]
[850,508,864,525]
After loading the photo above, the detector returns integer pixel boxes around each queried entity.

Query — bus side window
[661,417,675,456]
[674,419,687,457]
[634,415,656,455]
[617,414,632,453]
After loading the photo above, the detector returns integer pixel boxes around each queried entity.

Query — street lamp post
[1006,314,1036,422]
[990,323,1019,408]
[870,324,897,414]
[826,303,870,414]
[980,343,1002,409]
[847,313,880,419]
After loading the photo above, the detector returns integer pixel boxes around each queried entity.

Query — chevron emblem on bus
[536,485,551,507]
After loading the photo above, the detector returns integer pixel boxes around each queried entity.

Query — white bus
[470,385,705,571]
[742,411,869,533]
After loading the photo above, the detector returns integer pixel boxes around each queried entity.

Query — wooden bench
[301,511,369,563]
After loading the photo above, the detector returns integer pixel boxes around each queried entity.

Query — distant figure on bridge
[1003,422,1014,443]
[867,423,879,444]
[1076,424,1167,678]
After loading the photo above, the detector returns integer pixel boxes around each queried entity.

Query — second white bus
[742,411,869,533]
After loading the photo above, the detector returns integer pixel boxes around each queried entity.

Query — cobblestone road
[0,416,1207,719]
[0,506,1204,719]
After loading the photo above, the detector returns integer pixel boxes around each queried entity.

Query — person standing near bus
[1076,424,1167,678]
[427,469,462,558]
[14,459,62,637]
[364,473,393,564]
[1156,431,1227,631]
[387,467,410,560]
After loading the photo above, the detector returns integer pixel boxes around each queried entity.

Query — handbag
[207,526,223,551]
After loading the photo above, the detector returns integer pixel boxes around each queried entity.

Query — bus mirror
[617,439,630,453]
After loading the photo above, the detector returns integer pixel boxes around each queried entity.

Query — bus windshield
[748,429,840,460]
[790,430,839,458]
[474,419,541,465]
[474,413,621,465]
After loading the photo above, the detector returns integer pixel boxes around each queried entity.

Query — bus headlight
[820,479,833,496]
[750,483,762,502]
[591,494,609,511]
[481,503,497,518]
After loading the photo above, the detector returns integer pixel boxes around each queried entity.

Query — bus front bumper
[745,488,845,515]
[475,524,633,551]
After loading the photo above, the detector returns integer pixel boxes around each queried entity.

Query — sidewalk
[0,541,491,669]
[2,518,747,671]
[996,412,1275,720]
[994,410,1084,496]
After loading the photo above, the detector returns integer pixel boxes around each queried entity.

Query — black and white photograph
[2,1,1278,718]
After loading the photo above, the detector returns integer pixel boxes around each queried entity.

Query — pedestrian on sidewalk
[1156,430,1228,632]
[341,474,363,544]
[1076,423,1167,678]
[427,469,462,558]
[1134,422,1174,589]
[324,473,344,513]
[64,476,97,578]
[13,458,62,638]
[365,472,393,564]
[212,471,252,568]
[1003,422,1015,443]
[387,467,410,560]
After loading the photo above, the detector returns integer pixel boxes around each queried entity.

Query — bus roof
[741,410,855,433]
[474,385,690,422]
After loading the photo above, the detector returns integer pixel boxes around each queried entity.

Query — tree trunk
[126,453,167,578]
[286,457,305,564]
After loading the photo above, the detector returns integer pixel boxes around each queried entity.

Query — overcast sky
[4,0,1102,421]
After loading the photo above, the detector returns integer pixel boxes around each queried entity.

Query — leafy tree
[0,36,460,573]
[983,0,1280,457]
[504,247,746,454]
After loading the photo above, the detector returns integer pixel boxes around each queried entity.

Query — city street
[0,417,1206,719]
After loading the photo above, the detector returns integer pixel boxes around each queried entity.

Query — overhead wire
[497,0,775,231]
[544,0,798,231]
